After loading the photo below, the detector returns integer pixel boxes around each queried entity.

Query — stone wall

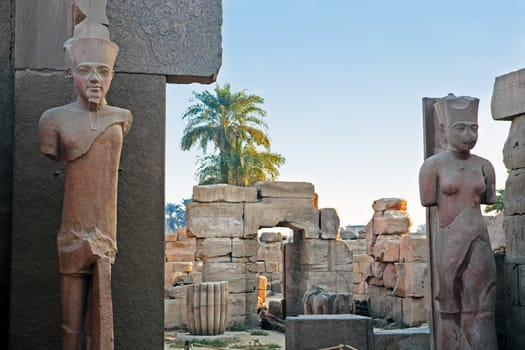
[364,198,428,326]
[169,182,353,327]
[491,68,525,349]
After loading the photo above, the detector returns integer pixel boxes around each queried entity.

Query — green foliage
[180,83,285,187]
[250,330,269,336]
[165,198,192,233]
[484,189,504,214]
[228,322,248,332]
[194,339,229,347]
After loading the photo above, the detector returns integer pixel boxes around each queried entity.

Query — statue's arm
[482,161,496,205]
[419,159,438,207]
[38,111,60,161]
[122,109,132,136]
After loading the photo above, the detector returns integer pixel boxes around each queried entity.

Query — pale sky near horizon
[165,0,525,229]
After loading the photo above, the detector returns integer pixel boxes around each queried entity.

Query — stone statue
[38,3,131,349]
[302,284,352,315]
[419,94,497,349]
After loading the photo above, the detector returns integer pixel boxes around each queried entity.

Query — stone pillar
[7,1,221,349]
[491,68,525,349]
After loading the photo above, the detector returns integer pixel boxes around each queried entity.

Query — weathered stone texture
[373,210,412,235]
[393,263,427,298]
[285,314,374,350]
[193,184,257,203]
[197,238,232,261]
[491,68,525,121]
[244,198,319,238]
[187,202,244,238]
[374,326,430,350]
[399,233,428,263]
[320,208,340,239]
[504,214,525,257]
[373,198,407,212]
[502,115,525,169]
[373,235,400,262]
[256,181,315,199]
[0,0,14,345]
[10,72,166,349]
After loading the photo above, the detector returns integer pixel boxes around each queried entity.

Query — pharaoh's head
[434,94,479,153]
[64,19,119,111]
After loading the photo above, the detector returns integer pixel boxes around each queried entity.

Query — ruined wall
[364,198,428,326]
[177,182,353,327]
[491,68,525,349]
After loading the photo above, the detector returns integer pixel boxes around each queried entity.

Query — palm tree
[181,83,285,186]
[165,199,191,233]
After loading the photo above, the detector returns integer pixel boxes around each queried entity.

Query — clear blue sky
[166,0,525,228]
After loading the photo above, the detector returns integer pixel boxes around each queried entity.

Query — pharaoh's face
[72,63,113,110]
[446,121,478,152]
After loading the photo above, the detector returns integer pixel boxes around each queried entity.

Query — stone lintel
[15,0,222,84]
[491,68,525,121]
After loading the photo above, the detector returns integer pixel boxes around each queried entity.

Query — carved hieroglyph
[419,94,497,349]
[38,2,131,349]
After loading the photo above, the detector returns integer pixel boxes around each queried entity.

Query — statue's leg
[437,312,469,350]
[61,274,89,350]
[88,258,114,350]
[460,240,497,349]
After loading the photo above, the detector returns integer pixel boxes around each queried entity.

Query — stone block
[228,292,247,320]
[15,0,222,83]
[336,271,353,294]
[373,198,407,212]
[369,261,387,279]
[197,238,232,260]
[256,242,282,262]
[166,240,197,251]
[165,248,196,262]
[165,233,178,242]
[507,305,525,349]
[256,181,315,198]
[164,298,186,329]
[14,0,72,70]
[258,230,282,243]
[265,261,280,273]
[305,272,338,292]
[244,198,320,238]
[108,0,222,82]
[176,227,191,240]
[373,235,400,262]
[393,263,427,298]
[320,208,340,239]
[502,115,525,169]
[346,238,367,254]
[166,262,193,273]
[504,169,525,215]
[330,240,353,271]
[491,68,525,121]
[402,297,427,326]
[186,202,244,238]
[203,263,246,293]
[285,314,374,350]
[365,220,376,255]
[301,239,329,271]
[399,233,428,263]
[374,210,412,235]
[369,285,392,319]
[503,214,525,257]
[374,326,430,350]
[232,238,258,258]
[383,263,398,290]
[353,282,368,295]
[268,300,283,319]
[192,184,257,203]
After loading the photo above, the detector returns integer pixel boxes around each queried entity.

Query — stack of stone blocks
[171,182,353,327]
[491,68,525,349]
[364,198,428,326]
